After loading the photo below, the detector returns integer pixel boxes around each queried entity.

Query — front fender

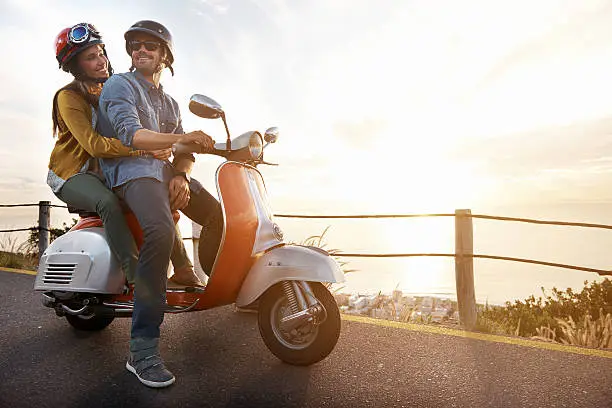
[235,245,345,307]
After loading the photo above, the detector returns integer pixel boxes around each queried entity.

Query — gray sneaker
[126,354,175,388]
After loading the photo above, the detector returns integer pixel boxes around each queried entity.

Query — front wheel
[258,282,341,365]
[65,313,115,331]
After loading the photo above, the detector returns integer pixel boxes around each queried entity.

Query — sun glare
[335,146,488,214]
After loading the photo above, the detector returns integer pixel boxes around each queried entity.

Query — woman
[49,23,203,287]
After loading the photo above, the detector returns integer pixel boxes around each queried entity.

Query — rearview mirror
[189,94,224,119]
[264,127,279,143]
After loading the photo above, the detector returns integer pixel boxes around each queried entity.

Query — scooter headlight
[249,133,263,160]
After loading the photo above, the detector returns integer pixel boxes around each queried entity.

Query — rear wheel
[258,282,341,365]
[65,313,115,331]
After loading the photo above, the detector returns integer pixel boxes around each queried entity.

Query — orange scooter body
[99,161,265,311]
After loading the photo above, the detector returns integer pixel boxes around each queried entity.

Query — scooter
[34,94,345,365]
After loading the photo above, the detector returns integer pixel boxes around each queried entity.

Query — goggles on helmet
[69,23,101,44]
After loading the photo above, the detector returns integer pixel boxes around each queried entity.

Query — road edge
[342,314,612,359]
[0,266,37,276]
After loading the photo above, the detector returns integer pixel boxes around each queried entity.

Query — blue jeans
[116,174,222,340]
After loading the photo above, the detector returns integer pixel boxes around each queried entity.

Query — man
[96,20,222,388]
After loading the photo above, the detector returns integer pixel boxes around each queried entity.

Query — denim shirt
[96,71,183,188]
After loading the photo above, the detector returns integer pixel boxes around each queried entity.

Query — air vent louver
[43,263,76,285]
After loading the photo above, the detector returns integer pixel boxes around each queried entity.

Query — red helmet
[55,23,104,71]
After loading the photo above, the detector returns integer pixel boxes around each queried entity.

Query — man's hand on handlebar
[178,130,215,153]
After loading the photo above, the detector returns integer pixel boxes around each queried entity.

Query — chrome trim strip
[102,300,134,309]
[102,299,199,314]
[166,286,206,294]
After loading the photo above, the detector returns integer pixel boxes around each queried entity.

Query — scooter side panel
[200,162,258,308]
[246,167,284,254]
[34,228,124,294]
[235,245,346,307]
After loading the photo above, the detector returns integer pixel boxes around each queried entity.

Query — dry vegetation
[478,279,612,349]
[533,311,612,349]
[0,235,37,270]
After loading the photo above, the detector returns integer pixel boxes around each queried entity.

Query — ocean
[4,201,610,306]
[273,202,612,305]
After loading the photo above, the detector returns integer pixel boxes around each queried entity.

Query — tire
[65,313,115,331]
[258,282,341,366]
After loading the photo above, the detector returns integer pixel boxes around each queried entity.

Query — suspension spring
[282,281,300,314]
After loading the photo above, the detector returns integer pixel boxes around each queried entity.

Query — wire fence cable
[333,252,611,276]
[0,203,67,209]
[2,204,612,276]
[276,212,612,230]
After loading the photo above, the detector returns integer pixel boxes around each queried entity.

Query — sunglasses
[129,40,162,52]
[69,23,100,44]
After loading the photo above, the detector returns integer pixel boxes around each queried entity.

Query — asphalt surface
[1,270,611,408]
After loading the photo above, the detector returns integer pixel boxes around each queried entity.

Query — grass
[0,235,37,270]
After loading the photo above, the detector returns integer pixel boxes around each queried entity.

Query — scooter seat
[67,199,132,218]
[70,209,181,250]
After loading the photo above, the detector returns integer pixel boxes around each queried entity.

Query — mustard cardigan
[48,88,138,181]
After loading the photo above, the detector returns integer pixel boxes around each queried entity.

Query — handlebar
[172,142,228,158]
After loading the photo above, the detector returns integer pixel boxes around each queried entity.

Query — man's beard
[134,54,164,75]
[138,64,164,76]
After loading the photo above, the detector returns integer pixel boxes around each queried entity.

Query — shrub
[478,279,612,341]
[23,219,77,258]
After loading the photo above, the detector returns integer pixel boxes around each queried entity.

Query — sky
[1,0,612,301]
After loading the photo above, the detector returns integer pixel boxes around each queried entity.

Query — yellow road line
[342,314,612,359]
[0,267,37,276]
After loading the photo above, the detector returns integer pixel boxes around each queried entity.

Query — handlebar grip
[172,142,207,155]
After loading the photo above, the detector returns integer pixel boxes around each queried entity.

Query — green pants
[57,173,193,282]
[57,173,138,281]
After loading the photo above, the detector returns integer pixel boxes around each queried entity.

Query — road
[0,269,611,408]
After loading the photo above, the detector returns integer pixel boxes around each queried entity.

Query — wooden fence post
[38,201,50,261]
[455,209,477,330]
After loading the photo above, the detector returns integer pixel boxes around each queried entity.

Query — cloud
[447,115,612,202]
[456,116,612,169]
[332,119,387,149]
[199,0,229,14]
[474,1,612,92]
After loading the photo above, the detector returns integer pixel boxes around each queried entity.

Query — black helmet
[124,20,174,73]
